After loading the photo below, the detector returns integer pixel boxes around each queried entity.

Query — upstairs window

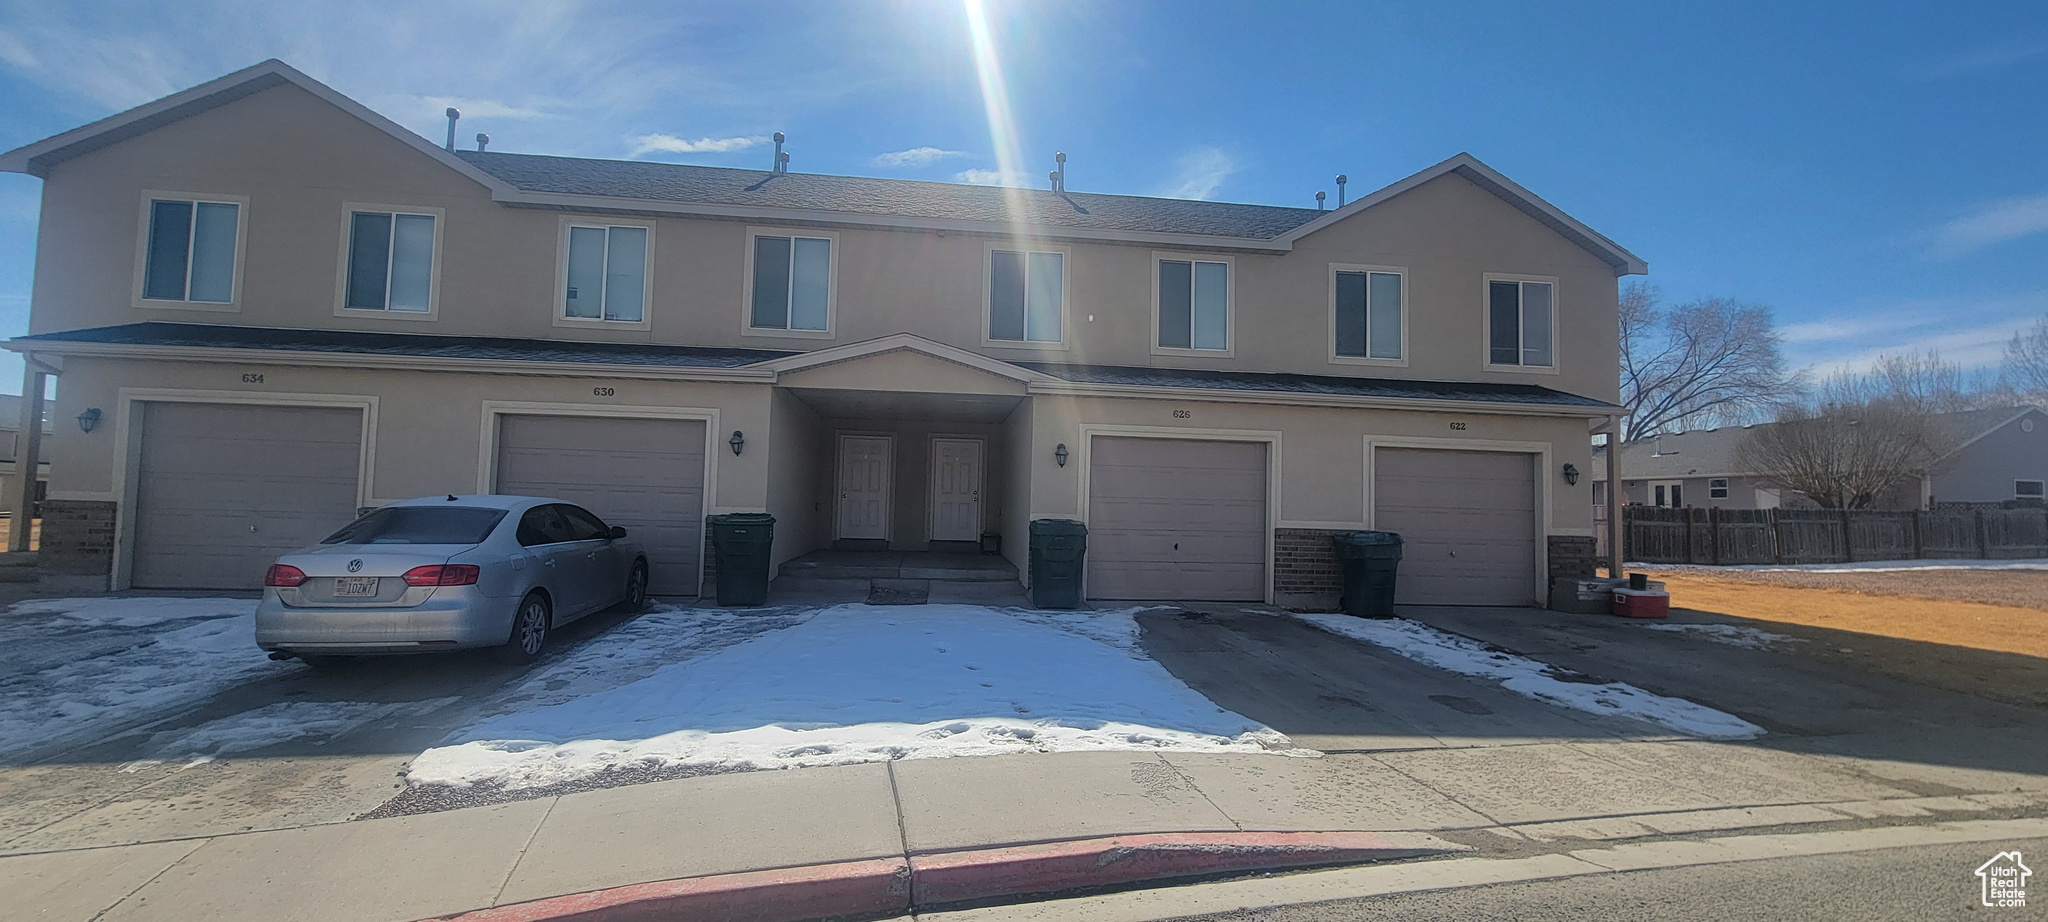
[563,223,649,323]
[749,232,831,332]
[345,209,437,313]
[988,248,1064,344]
[142,197,240,304]
[1157,257,1229,351]
[1487,277,1555,368]
[1333,268,1403,361]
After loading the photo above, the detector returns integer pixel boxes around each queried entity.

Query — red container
[1611,588,1670,619]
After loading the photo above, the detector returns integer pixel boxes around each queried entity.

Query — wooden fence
[1614,505,2048,565]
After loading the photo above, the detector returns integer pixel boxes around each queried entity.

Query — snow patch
[0,598,287,757]
[150,697,462,758]
[1290,614,1764,740]
[408,604,1303,790]
[1645,623,1804,650]
[1635,559,2048,573]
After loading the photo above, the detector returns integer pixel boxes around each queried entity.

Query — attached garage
[131,402,364,590]
[1373,447,1537,606]
[494,414,707,596]
[1086,436,1268,601]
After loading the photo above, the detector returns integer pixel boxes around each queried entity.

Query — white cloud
[954,167,1034,187]
[1781,292,2048,377]
[627,134,765,157]
[407,95,555,121]
[1154,146,1235,201]
[1930,192,2048,257]
[875,146,966,168]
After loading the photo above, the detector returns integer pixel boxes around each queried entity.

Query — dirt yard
[1645,569,2048,661]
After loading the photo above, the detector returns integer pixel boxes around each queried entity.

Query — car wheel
[497,592,551,664]
[623,560,650,612]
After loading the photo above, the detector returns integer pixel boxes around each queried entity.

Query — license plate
[331,577,379,597]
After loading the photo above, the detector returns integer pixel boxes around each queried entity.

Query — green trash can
[708,513,776,607]
[1028,519,1087,610]
[1333,530,1402,618]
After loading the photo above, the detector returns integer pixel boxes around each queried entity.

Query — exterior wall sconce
[77,407,102,433]
[1054,443,1069,467]
[729,430,744,455]
[1562,463,1580,486]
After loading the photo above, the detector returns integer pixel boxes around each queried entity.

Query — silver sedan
[255,495,650,666]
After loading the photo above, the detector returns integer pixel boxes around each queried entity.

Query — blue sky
[1,0,2045,394]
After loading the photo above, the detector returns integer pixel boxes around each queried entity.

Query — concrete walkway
[12,736,2048,922]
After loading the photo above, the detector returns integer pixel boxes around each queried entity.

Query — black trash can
[1028,519,1087,609]
[1333,530,1403,618]
[708,513,776,607]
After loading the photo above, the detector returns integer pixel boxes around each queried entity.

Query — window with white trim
[1709,478,1729,499]
[563,224,648,323]
[749,233,831,331]
[1158,258,1229,351]
[1334,269,1403,359]
[1487,278,1554,367]
[142,198,240,303]
[988,248,1064,344]
[345,210,436,312]
[2018,480,2046,500]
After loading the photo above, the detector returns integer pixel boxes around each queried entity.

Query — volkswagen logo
[347,559,363,573]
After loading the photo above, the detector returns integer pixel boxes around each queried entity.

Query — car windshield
[321,506,507,546]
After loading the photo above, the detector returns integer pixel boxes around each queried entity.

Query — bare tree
[1736,386,1960,510]
[1620,282,1794,441]
[1829,349,1991,412]
[2004,315,2048,403]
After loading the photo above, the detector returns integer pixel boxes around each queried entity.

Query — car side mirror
[607,526,628,541]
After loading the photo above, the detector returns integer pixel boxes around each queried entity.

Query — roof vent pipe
[1315,190,1326,211]
[1055,151,1067,193]
[475,133,490,152]
[1336,174,1348,207]
[772,132,786,173]
[443,108,460,152]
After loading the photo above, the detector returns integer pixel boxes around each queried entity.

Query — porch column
[8,362,45,553]
[1603,419,1623,576]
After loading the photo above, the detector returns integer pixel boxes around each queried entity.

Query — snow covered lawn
[1644,622,1804,650]
[0,597,285,758]
[408,604,1300,791]
[1290,613,1764,740]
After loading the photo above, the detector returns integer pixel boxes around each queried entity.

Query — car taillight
[401,564,480,587]
[264,564,308,588]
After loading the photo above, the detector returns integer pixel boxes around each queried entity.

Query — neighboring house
[1593,405,2048,511]
[0,393,52,514]
[0,60,1645,607]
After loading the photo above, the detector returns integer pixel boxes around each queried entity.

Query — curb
[429,831,1458,922]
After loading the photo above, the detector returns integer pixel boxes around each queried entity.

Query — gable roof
[1,61,1645,272]
[1594,405,2048,480]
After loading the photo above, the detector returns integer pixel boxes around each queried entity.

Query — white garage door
[1087,437,1267,601]
[1373,448,1536,606]
[132,402,364,590]
[494,415,706,596]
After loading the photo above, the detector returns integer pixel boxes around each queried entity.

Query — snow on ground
[1291,614,1764,740]
[145,697,463,759]
[1634,559,2048,573]
[1644,623,1805,650]
[408,604,1301,790]
[0,598,287,758]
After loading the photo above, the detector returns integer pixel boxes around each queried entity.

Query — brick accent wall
[1274,527,1344,610]
[39,499,116,577]
[1547,535,1599,583]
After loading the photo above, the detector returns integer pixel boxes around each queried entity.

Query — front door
[838,435,892,540]
[930,438,984,542]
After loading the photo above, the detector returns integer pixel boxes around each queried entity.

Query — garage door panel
[133,403,364,590]
[495,415,706,596]
[1374,448,1536,607]
[1087,437,1267,602]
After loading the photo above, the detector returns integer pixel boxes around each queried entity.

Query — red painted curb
[911,831,1440,906]
[433,858,910,922]
[430,831,1447,922]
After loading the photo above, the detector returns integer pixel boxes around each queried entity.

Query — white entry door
[838,435,893,540]
[930,438,984,542]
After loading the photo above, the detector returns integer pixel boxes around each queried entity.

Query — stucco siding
[1932,411,2048,504]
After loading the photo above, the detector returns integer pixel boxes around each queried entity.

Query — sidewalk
[12,737,2045,922]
